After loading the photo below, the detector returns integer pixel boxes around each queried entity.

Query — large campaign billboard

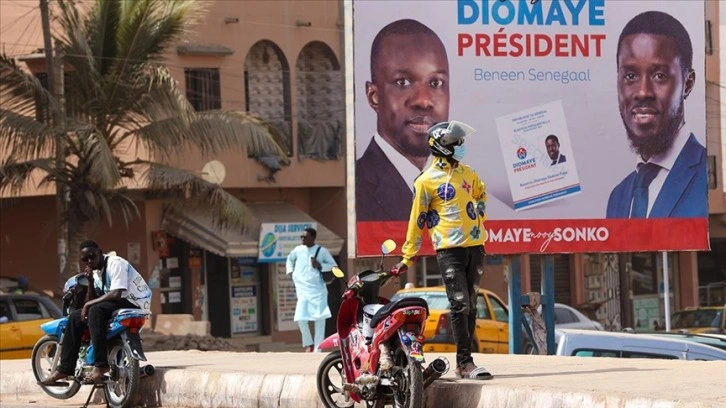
[351,0,709,256]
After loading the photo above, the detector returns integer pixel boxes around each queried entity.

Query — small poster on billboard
[496,100,581,211]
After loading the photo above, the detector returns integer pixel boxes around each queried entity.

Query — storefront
[157,201,344,342]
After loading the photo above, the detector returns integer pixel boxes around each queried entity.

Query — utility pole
[40,0,68,292]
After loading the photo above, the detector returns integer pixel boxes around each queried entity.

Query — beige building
[1,1,724,348]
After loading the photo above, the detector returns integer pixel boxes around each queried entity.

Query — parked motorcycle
[31,273,153,408]
[316,239,449,408]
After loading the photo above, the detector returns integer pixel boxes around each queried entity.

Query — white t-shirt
[93,254,152,310]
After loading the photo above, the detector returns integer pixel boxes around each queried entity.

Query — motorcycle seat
[369,297,429,328]
[110,308,146,318]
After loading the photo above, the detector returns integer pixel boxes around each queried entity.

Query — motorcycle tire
[31,335,81,400]
[392,348,423,408]
[316,350,385,408]
[103,339,140,408]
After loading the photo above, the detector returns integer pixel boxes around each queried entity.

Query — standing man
[545,135,566,165]
[393,121,492,380]
[286,227,337,352]
[606,11,707,218]
[356,18,449,221]
[41,240,151,385]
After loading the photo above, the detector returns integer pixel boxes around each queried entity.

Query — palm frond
[0,108,53,160]
[0,53,59,118]
[0,54,58,159]
[142,161,251,228]
[0,158,55,195]
[69,183,139,227]
[101,0,204,117]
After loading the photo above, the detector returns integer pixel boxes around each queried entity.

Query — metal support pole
[507,256,523,354]
[663,252,671,331]
[542,255,556,355]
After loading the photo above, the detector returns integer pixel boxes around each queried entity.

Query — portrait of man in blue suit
[606,11,707,219]
[545,134,566,166]
[356,19,449,222]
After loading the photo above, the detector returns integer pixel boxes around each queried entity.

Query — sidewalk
[1,350,725,407]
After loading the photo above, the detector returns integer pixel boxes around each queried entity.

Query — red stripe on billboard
[356,219,709,256]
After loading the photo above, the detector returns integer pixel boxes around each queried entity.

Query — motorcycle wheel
[391,348,423,408]
[31,335,81,399]
[316,350,385,408]
[103,340,140,408]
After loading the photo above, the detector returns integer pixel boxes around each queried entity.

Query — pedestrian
[286,227,337,352]
[10,276,29,294]
[393,120,493,380]
[41,240,152,385]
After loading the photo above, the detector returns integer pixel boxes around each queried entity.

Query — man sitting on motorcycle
[394,121,493,380]
[41,240,152,385]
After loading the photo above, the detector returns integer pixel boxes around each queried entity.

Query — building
[0,0,347,349]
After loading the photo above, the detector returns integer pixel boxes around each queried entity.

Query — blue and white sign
[257,222,317,263]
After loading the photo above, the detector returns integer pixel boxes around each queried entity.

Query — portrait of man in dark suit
[545,134,566,166]
[355,19,449,221]
[606,11,707,219]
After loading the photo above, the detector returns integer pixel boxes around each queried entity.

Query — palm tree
[0,0,289,290]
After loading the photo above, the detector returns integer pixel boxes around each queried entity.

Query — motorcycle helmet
[427,120,476,159]
[61,273,89,316]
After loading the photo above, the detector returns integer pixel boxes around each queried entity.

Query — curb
[1,366,710,408]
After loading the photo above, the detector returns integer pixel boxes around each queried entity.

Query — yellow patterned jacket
[401,157,487,268]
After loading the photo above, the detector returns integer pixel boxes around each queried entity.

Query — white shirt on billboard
[373,133,432,193]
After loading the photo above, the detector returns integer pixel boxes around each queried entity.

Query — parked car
[670,305,725,334]
[644,332,726,352]
[548,303,604,331]
[555,328,726,360]
[391,286,602,354]
[391,286,510,354]
[0,292,63,359]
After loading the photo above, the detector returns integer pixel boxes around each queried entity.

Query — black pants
[57,299,136,374]
[436,246,484,368]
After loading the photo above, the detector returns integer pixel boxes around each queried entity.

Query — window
[574,349,618,358]
[11,299,43,321]
[476,295,491,319]
[622,351,677,359]
[488,295,509,323]
[185,68,221,111]
[0,301,12,322]
[554,306,577,324]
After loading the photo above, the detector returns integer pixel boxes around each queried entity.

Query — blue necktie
[631,162,661,218]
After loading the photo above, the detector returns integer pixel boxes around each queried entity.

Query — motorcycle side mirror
[331,267,345,278]
[381,239,396,255]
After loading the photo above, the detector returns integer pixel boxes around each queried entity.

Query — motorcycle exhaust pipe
[140,364,155,378]
[423,357,450,388]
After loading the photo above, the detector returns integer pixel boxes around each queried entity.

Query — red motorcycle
[316,240,449,408]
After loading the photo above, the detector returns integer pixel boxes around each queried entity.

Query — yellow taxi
[0,292,62,359]
[390,286,510,354]
[671,305,725,334]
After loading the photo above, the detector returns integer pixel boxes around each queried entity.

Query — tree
[0,0,289,290]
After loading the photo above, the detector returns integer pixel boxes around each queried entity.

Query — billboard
[350,0,708,256]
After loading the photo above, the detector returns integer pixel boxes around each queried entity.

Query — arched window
[295,41,343,160]
[244,40,292,155]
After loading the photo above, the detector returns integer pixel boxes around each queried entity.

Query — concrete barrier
[2,351,725,408]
